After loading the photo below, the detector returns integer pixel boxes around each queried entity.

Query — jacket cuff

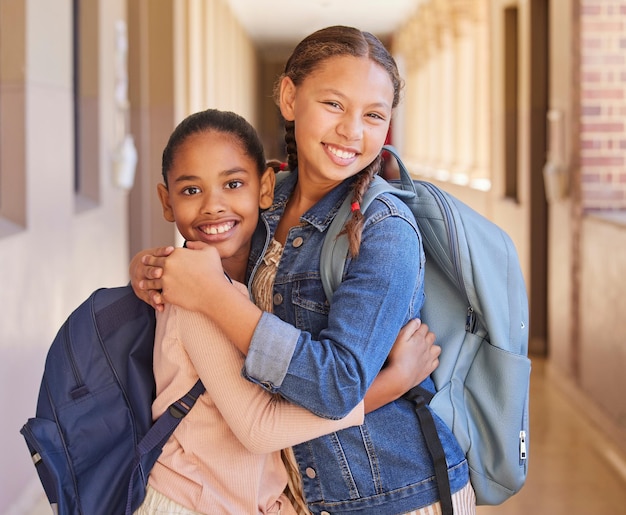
[243,311,300,391]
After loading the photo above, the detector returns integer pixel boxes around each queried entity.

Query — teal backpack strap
[319,188,353,302]
[320,146,415,302]
[382,145,418,194]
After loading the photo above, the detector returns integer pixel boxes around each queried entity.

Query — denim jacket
[244,171,468,514]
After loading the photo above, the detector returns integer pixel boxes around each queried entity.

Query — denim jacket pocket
[291,277,330,330]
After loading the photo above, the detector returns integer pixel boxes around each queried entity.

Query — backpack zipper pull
[519,430,527,461]
[465,307,476,332]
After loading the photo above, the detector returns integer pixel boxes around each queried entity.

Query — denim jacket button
[305,466,316,479]
[292,236,304,248]
[273,293,283,306]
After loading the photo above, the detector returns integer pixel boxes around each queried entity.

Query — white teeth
[201,221,235,235]
[328,146,356,159]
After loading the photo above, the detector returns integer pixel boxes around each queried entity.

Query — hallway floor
[24,358,626,515]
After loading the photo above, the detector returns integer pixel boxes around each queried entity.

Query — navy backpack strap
[125,379,205,514]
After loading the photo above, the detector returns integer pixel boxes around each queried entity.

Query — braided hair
[273,26,404,257]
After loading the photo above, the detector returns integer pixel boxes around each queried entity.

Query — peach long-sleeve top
[148,281,364,514]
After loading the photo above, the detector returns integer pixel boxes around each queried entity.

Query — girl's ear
[278,76,296,121]
[157,183,176,222]
[258,167,275,210]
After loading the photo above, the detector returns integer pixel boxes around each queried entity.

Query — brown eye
[225,180,244,190]
[182,186,201,195]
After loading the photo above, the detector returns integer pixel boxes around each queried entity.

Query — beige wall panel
[0,0,26,81]
[203,0,217,109]
[580,216,626,434]
[0,0,27,229]
[546,201,574,375]
[27,0,72,87]
[187,0,205,114]
[0,83,26,229]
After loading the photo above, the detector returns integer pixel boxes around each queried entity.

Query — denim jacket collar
[246,169,355,290]
[269,169,357,233]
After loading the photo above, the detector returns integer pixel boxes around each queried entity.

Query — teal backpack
[320,146,531,510]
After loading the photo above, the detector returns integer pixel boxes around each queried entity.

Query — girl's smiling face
[158,130,273,272]
[279,55,394,185]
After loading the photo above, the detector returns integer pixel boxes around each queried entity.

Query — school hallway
[3,1,626,514]
[20,355,626,515]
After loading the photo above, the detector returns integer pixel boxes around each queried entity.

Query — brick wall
[580,0,626,210]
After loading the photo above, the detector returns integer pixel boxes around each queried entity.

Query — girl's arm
[364,318,439,413]
[248,209,424,418]
[144,207,425,419]
[170,298,364,454]
[147,243,435,415]
[173,296,434,454]
[151,242,262,352]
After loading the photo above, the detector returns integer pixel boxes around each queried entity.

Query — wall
[257,59,287,162]
[548,0,626,449]
[0,0,132,512]
[580,215,626,434]
[579,0,626,210]
[572,0,626,442]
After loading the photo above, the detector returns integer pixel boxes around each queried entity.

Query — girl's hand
[156,242,227,313]
[129,246,174,311]
[386,318,439,389]
[364,319,439,413]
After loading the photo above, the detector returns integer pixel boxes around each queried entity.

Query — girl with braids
[131,26,474,514]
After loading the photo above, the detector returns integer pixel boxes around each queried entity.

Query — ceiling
[225,0,426,59]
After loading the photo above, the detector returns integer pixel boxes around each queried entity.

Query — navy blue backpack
[20,285,204,515]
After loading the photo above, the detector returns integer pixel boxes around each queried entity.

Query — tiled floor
[25,358,626,515]
[477,357,626,514]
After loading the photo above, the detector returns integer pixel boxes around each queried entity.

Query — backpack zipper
[64,322,88,398]
[420,182,476,332]
[519,430,527,462]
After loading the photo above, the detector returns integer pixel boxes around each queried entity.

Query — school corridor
[3,0,626,513]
